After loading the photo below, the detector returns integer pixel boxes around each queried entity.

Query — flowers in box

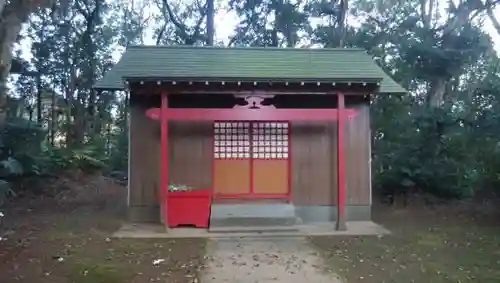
[168,184,193,191]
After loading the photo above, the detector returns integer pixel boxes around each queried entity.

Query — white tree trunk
[0,0,7,15]
[0,0,60,125]
[0,10,24,124]
[486,1,500,36]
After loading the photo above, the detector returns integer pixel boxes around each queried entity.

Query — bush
[0,118,108,205]
[373,100,481,200]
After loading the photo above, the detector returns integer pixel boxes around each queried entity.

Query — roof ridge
[126,45,366,52]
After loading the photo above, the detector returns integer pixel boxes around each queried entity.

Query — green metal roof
[94,45,406,94]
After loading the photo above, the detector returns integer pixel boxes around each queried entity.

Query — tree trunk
[0,0,7,15]
[36,75,42,123]
[50,89,56,146]
[427,78,447,108]
[271,0,283,47]
[486,0,500,36]
[0,11,24,127]
[0,0,61,127]
[338,0,348,47]
[206,0,214,45]
[420,0,435,29]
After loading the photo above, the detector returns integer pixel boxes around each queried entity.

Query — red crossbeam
[145,108,358,121]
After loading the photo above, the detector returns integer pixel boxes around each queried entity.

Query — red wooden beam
[160,93,169,226]
[145,108,358,121]
[336,93,347,231]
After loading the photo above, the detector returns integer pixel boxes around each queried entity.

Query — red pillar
[160,92,169,226]
[336,92,347,231]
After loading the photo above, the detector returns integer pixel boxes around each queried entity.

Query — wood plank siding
[345,105,371,205]
[128,96,371,222]
[129,99,160,222]
[290,104,371,205]
[168,121,212,189]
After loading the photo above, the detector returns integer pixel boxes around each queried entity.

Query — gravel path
[202,236,343,283]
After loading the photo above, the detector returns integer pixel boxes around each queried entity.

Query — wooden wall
[128,98,212,222]
[291,121,337,205]
[128,97,371,222]
[345,104,371,205]
[129,99,160,222]
[290,104,371,206]
[168,122,212,188]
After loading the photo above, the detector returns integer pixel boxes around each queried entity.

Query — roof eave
[92,81,125,90]
[93,86,125,91]
[122,76,383,84]
[379,89,408,95]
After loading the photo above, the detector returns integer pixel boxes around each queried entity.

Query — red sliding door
[212,121,290,199]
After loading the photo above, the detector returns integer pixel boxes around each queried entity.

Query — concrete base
[295,205,371,223]
[112,221,390,239]
[210,204,371,228]
[127,204,371,225]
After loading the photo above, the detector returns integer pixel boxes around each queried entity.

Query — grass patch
[311,203,500,283]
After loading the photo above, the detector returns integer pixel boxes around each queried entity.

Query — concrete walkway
[202,237,343,283]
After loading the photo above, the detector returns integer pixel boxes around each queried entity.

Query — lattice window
[213,122,251,159]
[251,122,289,159]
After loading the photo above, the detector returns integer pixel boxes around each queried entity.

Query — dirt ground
[311,200,500,283]
[3,173,500,283]
[203,237,343,283]
[0,172,206,283]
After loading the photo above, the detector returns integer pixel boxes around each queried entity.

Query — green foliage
[37,146,107,172]
[0,180,16,206]
[0,157,24,176]
[0,117,116,205]
[0,118,46,157]
[372,82,500,199]
[107,130,128,172]
[2,0,500,207]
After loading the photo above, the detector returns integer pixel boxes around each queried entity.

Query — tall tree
[228,0,309,47]
[154,0,207,45]
[206,0,214,45]
[0,0,69,127]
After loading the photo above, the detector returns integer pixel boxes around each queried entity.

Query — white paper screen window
[251,122,289,159]
[213,122,250,159]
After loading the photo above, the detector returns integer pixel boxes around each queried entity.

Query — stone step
[210,203,300,230]
[210,216,300,227]
[210,234,305,240]
[208,225,300,233]
[210,203,296,218]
